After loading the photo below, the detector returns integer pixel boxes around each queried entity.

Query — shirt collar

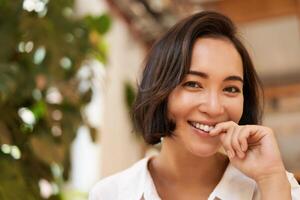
[119,157,256,200]
[118,157,149,200]
[143,157,161,200]
[209,163,256,200]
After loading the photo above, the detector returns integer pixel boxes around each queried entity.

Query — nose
[198,91,225,117]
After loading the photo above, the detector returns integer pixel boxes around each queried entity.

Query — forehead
[189,37,243,77]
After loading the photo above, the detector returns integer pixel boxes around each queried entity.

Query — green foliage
[124,81,142,139]
[84,14,111,34]
[0,0,111,199]
[124,81,136,111]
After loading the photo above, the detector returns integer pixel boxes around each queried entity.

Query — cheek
[225,96,244,123]
[167,92,194,121]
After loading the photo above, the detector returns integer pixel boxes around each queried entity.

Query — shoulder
[89,157,149,200]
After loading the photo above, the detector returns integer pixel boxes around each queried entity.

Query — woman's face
[167,37,244,157]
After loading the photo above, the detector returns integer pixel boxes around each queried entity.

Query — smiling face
[167,37,244,157]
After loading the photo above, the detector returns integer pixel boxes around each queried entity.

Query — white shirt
[89,157,300,200]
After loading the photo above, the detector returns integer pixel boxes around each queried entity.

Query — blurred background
[0,0,299,199]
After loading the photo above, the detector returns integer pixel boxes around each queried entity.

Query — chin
[188,142,221,158]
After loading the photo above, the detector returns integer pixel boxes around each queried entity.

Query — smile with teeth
[189,121,215,133]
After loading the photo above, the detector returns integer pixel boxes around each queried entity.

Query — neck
[149,137,228,187]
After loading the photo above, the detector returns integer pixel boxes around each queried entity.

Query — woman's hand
[209,121,292,199]
[209,121,286,182]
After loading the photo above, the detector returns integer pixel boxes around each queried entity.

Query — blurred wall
[101,17,145,177]
[74,0,145,183]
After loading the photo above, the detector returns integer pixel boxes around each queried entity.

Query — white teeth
[191,122,214,132]
[204,125,209,132]
[200,124,204,130]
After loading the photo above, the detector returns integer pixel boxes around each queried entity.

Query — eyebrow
[187,70,244,83]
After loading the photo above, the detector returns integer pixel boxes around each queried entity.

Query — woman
[90,11,300,200]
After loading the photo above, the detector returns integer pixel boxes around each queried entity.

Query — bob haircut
[133,11,263,145]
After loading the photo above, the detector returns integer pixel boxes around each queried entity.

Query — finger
[209,121,237,136]
[220,125,236,159]
[247,126,268,144]
[232,126,245,159]
[238,126,251,152]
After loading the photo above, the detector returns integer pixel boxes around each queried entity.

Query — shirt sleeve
[287,172,300,199]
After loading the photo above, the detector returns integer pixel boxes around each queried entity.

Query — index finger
[209,121,238,136]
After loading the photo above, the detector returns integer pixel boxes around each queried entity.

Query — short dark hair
[132,11,263,145]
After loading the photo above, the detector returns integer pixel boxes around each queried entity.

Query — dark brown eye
[183,81,202,88]
[224,86,241,93]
